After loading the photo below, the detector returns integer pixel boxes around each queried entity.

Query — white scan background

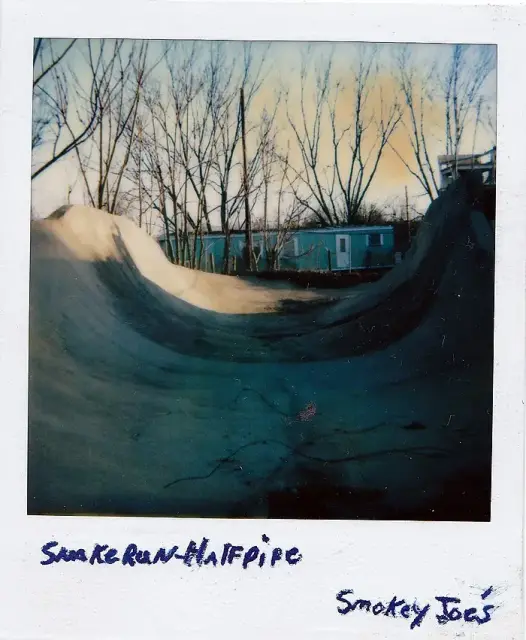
[0,1,524,638]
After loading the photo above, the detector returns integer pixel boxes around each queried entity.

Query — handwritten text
[41,534,302,569]
[336,586,495,630]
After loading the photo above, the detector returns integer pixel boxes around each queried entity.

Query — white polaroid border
[0,2,524,638]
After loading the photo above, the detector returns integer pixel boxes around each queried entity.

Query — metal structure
[438,147,496,191]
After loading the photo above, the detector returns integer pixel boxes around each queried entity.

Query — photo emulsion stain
[28,39,496,520]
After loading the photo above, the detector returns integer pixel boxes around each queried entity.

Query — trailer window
[284,237,298,257]
[368,233,382,247]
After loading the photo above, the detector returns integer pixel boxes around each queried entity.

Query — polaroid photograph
[0,1,524,639]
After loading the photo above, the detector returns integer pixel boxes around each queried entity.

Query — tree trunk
[222,231,231,274]
[138,151,143,228]
[240,87,254,270]
[169,194,180,264]
[161,202,175,264]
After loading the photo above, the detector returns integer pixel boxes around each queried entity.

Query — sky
[31,39,497,227]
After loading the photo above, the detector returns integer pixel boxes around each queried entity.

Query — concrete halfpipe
[27,178,494,520]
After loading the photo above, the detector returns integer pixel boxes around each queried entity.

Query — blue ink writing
[41,535,302,570]
[336,589,429,630]
[435,586,495,626]
[336,586,495,630]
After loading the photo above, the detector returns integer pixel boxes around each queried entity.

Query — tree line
[32,39,496,272]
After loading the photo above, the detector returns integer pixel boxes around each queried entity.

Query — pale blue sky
[32,40,497,224]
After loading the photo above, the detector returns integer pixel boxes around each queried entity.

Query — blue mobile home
[161,225,395,272]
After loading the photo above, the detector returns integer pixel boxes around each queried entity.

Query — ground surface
[28,182,494,519]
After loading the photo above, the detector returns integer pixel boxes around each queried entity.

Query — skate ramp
[28,179,494,519]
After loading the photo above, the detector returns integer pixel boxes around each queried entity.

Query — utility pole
[240,86,254,270]
[405,185,411,249]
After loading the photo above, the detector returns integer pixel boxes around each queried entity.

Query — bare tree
[132,100,178,263]
[71,40,153,214]
[483,101,497,149]
[253,119,305,270]
[33,38,77,87]
[287,45,402,226]
[126,42,217,266]
[392,45,440,201]
[32,39,99,180]
[123,112,162,235]
[201,42,269,272]
[54,40,156,215]
[442,44,496,178]
[259,108,278,249]
[264,167,306,271]
[136,41,224,266]
[125,42,246,268]
[394,44,496,200]
[32,38,77,153]
[139,81,187,263]
[165,42,225,265]
[166,41,217,237]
